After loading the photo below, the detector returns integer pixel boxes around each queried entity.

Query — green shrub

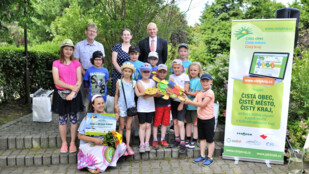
[287,49,309,148]
[203,54,229,122]
[288,117,309,149]
[289,50,309,121]
[0,45,58,102]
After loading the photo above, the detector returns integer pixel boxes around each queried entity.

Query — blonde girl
[114,62,136,156]
[135,63,156,153]
[184,62,203,149]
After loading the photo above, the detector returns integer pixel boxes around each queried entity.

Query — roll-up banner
[223,19,296,164]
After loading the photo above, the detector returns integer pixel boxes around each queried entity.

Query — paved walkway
[0,158,289,174]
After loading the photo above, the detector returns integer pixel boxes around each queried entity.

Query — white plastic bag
[106,95,115,113]
[33,96,52,122]
[213,102,219,131]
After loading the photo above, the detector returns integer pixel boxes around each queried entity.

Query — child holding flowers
[77,95,126,173]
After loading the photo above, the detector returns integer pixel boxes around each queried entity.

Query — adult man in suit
[139,22,168,64]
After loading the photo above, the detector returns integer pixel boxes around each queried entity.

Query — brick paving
[0,158,290,174]
[0,157,288,174]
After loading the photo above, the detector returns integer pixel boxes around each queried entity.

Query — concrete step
[0,142,224,167]
[0,126,224,150]
[0,113,225,150]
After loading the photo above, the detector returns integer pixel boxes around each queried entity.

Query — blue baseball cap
[140,63,152,71]
[201,73,213,80]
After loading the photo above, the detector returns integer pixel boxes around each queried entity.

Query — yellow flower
[115,132,122,144]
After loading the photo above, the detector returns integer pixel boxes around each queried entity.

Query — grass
[0,99,31,126]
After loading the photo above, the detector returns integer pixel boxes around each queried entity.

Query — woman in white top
[135,63,155,153]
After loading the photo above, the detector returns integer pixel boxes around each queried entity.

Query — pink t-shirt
[195,89,215,120]
[52,59,81,90]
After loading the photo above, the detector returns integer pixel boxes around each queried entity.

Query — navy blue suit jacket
[138,37,168,64]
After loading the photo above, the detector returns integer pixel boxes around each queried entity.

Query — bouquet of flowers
[103,131,122,149]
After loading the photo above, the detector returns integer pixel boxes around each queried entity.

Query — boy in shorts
[169,59,190,153]
[184,73,215,166]
[152,64,171,149]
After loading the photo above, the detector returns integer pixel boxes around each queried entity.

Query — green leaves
[0,45,58,102]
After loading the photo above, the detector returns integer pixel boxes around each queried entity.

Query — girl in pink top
[52,39,84,153]
[184,73,215,166]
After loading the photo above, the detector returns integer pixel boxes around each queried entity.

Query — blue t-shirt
[84,66,109,101]
[124,60,143,81]
[187,78,203,110]
[170,59,192,74]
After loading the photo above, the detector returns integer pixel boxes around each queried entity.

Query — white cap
[158,64,168,71]
[148,51,159,59]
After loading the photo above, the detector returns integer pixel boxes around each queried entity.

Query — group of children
[52,39,216,172]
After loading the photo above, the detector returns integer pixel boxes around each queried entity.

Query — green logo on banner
[235,27,253,40]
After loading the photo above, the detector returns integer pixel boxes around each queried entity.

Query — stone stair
[0,113,225,167]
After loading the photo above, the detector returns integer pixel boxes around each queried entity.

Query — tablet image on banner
[249,52,289,79]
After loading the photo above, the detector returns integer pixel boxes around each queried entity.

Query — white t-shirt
[169,73,190,102]
[137,79,156,113]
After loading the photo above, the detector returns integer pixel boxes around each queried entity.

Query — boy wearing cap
[170,43,192,74]
[169,59,190,153]
[83,51,109,102]
[124,45,143,81]
[152,64,171,149]
[147,52,159,78]
[184,73,215,166]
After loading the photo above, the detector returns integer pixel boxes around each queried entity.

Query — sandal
[127,146,135,155]
[69,142,77,153]
[88,168,99,174]
[60,143,68,153]
[123,150,129,156]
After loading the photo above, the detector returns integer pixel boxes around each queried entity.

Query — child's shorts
[185,110,198,124]
[138,112,154,124]
[171,100,186,122]
[197,117,215,143]
[154,105,171,127]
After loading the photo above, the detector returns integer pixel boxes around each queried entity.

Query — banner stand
[223,19,296,165]
[265,160,271,168]
[234,157,239,164]
[232,157,272,168]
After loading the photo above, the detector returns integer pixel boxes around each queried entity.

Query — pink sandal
[60,143,68,153]
[127,146,135,155]
[123,150,129,156]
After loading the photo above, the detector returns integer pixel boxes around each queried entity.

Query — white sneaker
[139,144,145,153]
[144,143,151,151]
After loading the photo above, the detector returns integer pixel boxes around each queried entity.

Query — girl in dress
[114,62,136,156]
[77,95,126,173]
[110,29,132,96]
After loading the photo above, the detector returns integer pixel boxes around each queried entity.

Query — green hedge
[0,43,59,102]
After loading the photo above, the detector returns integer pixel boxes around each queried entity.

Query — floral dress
[110,43,130,96]
[77,117,126,172]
